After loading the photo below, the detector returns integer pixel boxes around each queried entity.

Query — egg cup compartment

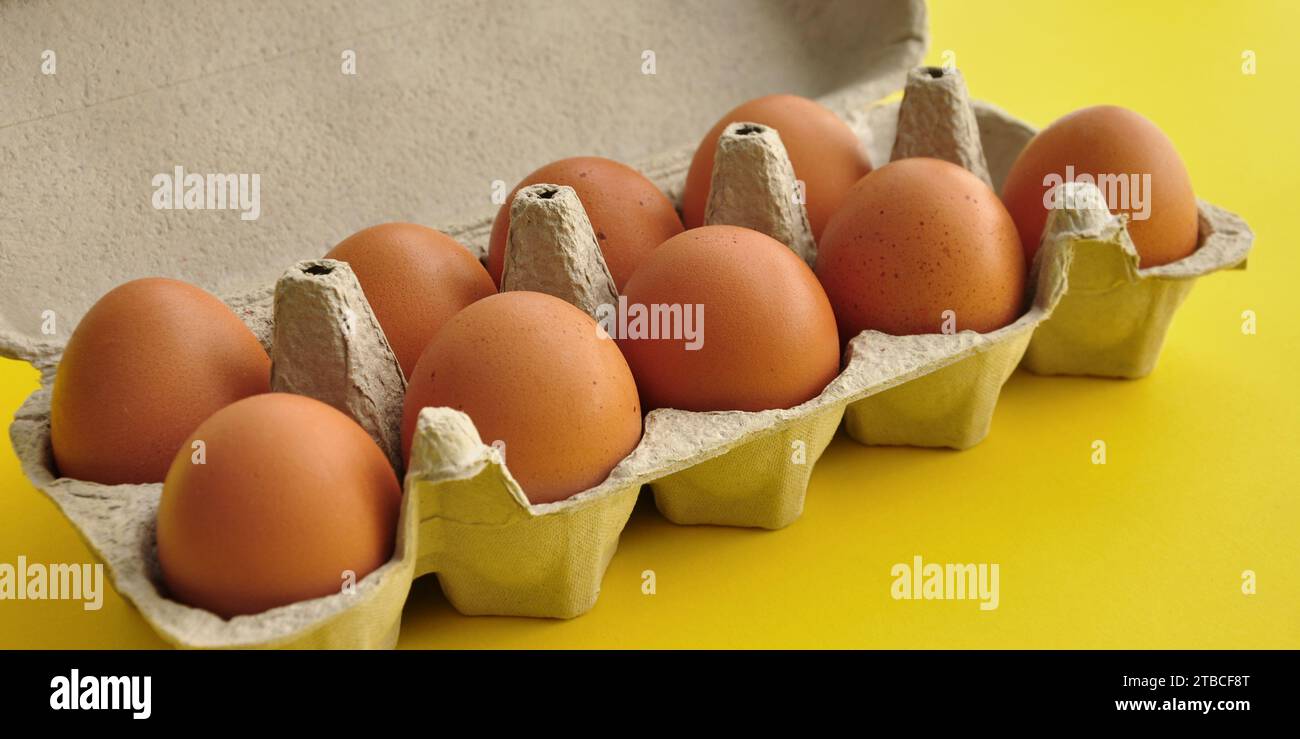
[7,387,419,648]
[405,408,639,618]
[650,404,842,529]
[829,205,1066,454]
[842,327,1032,450]
[1021,200,1251,378]
[707,67,1041,454]
[833,71,1036,451]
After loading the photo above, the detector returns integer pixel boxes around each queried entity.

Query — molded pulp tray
[0,0,1252,647]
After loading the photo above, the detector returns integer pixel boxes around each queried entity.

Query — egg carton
[1,3,1253,648]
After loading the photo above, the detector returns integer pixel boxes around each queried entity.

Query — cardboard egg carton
[1,0,1253,648]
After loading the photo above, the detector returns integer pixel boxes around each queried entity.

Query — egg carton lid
[0,0,928,360]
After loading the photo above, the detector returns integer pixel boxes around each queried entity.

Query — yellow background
[1,0,1296,648]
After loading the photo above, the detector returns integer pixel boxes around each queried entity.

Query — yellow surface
[1,0,1296,648]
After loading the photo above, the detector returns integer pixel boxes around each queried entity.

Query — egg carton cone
[840,66,1030,450]
[847,75,1250,446]
[270,258,408,471]
[890,66,993,187]
[500,184,620,318]
[0,1,1255,647]
[703,122,818,266]
[696,65,1040,452]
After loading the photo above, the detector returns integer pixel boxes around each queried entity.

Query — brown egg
[816,158,1026,340]
[325,222,496,378]
[617,225,840,412]
[681,94,872,240]
[401,291,641,504]
[50,278,270,485]
[157,393,401,618]
[486,157,683,290]
[1001,105,1199,268]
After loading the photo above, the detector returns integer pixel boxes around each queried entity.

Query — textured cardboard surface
[270,259,407,470]
[500,185,619,318]
[0,0,927,350]
[704,122,817,266]
[891,66,992,186]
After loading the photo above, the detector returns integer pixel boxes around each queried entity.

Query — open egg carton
[1,0,1252,648]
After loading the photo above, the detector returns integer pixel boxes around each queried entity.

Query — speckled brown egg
[617,225,841,412]
[400,291,641,504]
[681,94,872,240]
[1001,105,1199,269]
[816,158,1026,341]
[50,277,270,485]
[157,393,401,619]
[325,222,496,379]
[486,157,683,290]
